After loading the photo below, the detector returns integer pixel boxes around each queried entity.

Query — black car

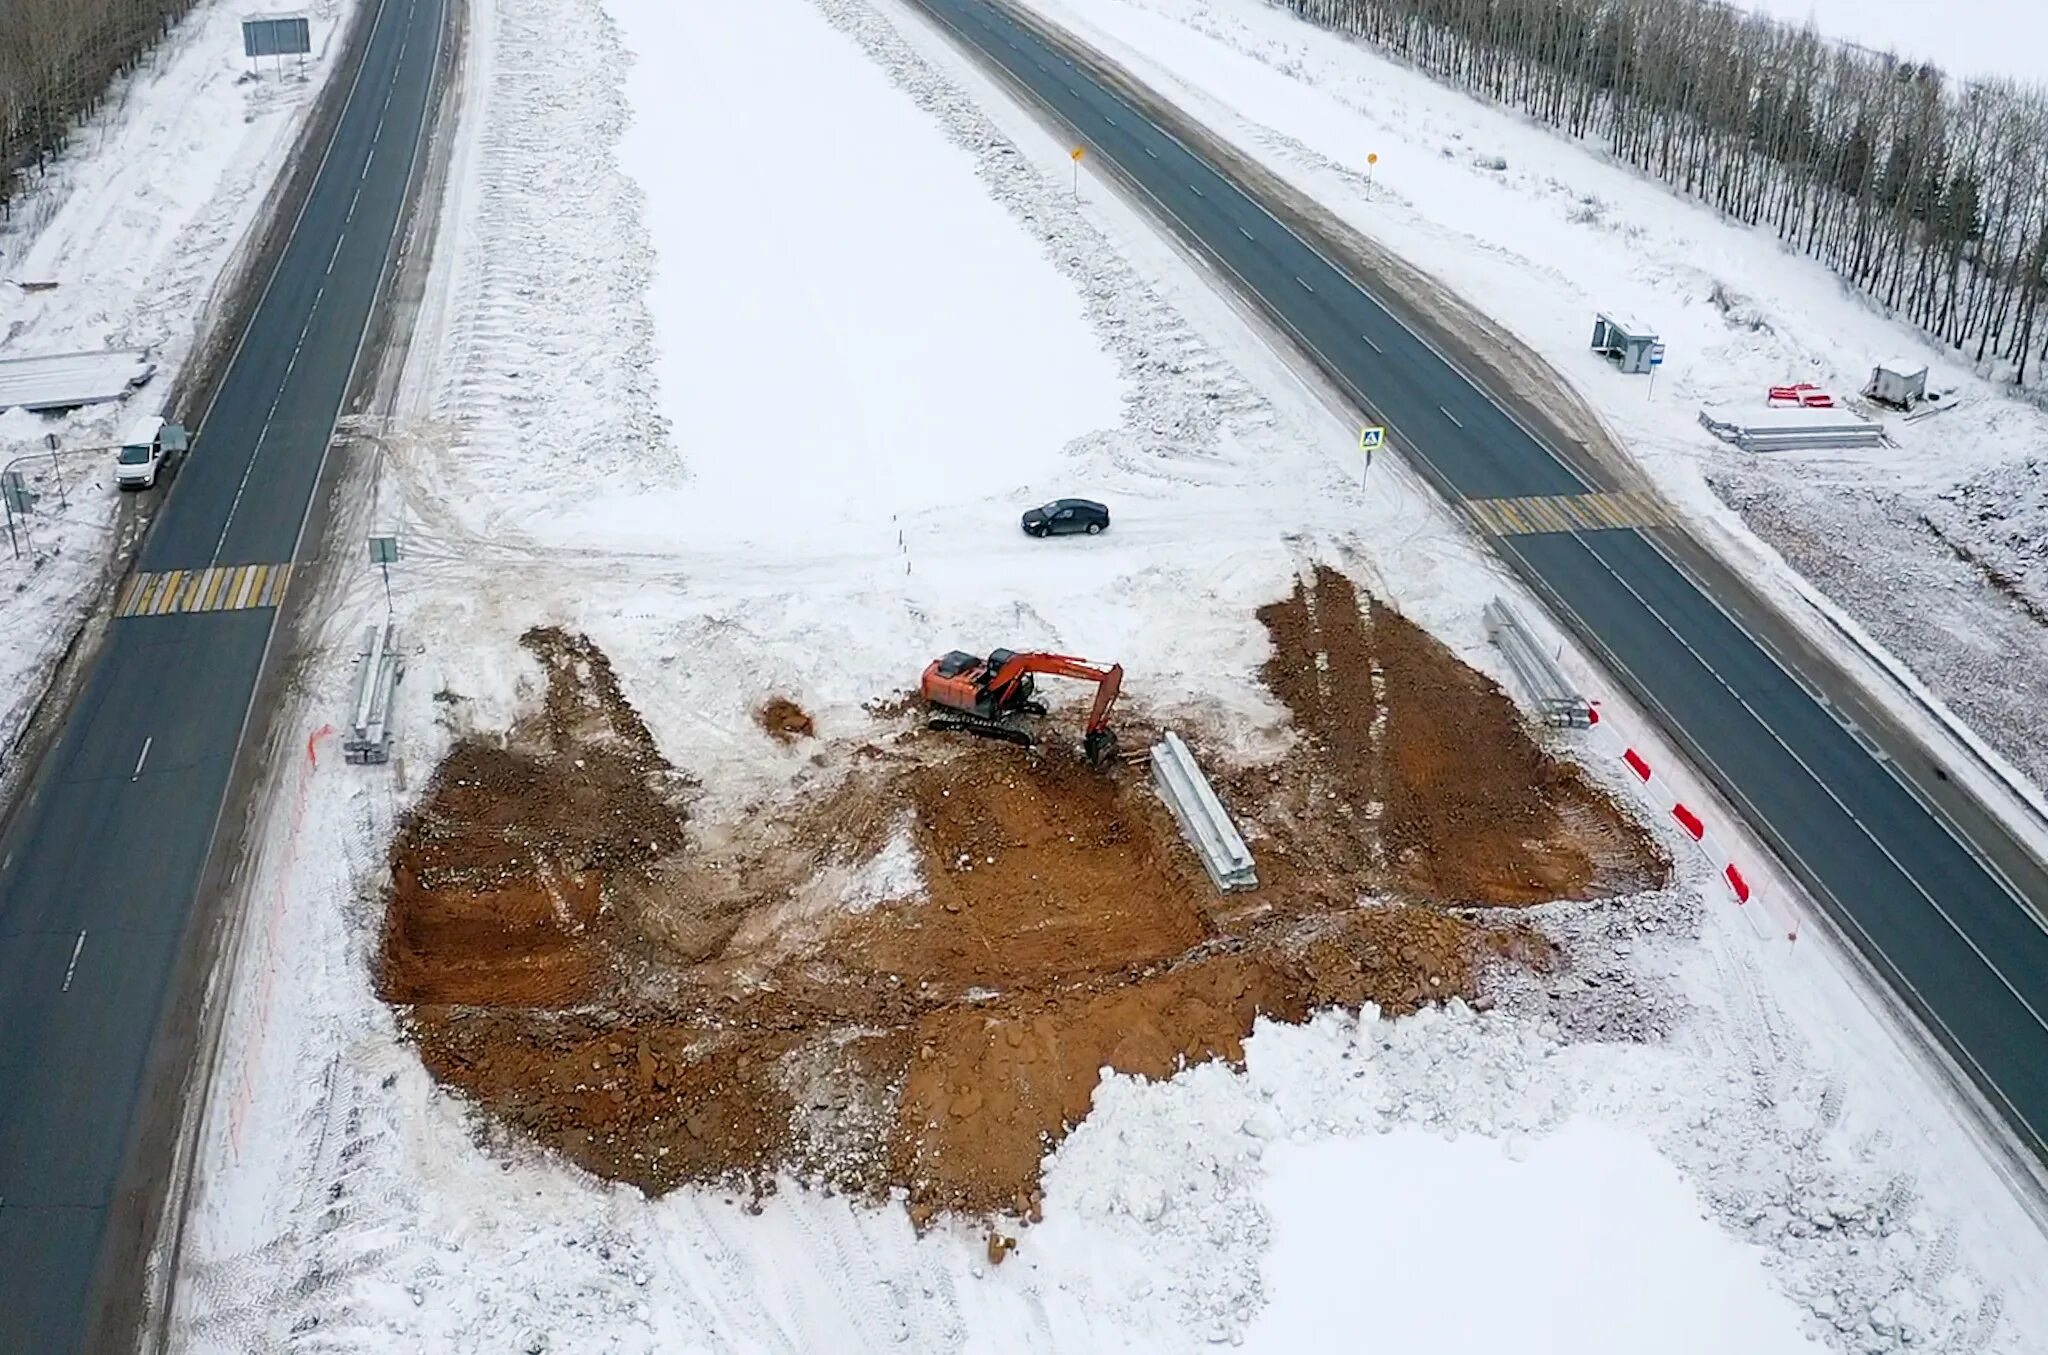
[1021,498,1110,537]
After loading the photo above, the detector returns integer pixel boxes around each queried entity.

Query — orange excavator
[920,648,1124,767]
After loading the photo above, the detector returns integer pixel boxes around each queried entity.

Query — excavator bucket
[1083,726,1119,768]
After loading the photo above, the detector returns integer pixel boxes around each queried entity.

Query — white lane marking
[212,278,327,558]
[1364,334,1383,353]
[328,234,345,274]
[1295,275,1314,293]
[132,736,153,781]
[1238,225,1254,241]
[1189,182,1204,197]
[1562,524,2048,1063]
[63,930,86,992]
[1144,145,1156,158]
[1440,406,1464,429]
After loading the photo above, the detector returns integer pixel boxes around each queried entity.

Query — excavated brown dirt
[758,697,815,742]
[1257,566,1666,904]
[839,748,1211,993]
[382,577,1656,1216]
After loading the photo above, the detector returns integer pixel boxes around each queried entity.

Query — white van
[115,415,168,489]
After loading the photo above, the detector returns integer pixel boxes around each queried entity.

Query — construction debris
[1151,729,1256,891]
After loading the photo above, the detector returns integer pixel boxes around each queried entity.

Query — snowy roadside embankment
[163,0,2048,1348]
[1012,0,2048,791]
[0,0,354,765]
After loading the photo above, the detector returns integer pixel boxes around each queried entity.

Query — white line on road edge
[132,736,153,781]
[63,930,86,992]
[1440,406,1464,429]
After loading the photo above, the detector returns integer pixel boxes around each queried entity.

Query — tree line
[1283,0,2048,384]
[1,0,197,217]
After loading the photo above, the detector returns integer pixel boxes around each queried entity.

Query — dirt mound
[379,590,1637,1219]
[378,625,689,1008]
[758,697,815,742]
[1257,566,1666,904]
[841,744,1210,993]
[896,953,1298,1211]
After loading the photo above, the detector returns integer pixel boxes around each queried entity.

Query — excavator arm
[984,652,1124,763]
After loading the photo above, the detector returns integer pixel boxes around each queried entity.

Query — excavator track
[926,711,1036,747]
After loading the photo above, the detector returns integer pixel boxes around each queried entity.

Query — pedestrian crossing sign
[1360,425,1385,450]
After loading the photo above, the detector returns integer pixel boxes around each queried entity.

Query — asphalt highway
[0,0,442,1346]
[918,0,2048,1159]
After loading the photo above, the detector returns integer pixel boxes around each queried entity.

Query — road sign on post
[1359,425,1386,483]
[1648,342,1666,399]
[1366,151,1378,194]
[2,471,33,559]
[242,14,312,75]
[369,533,399,616]
[1071,145,1085,198]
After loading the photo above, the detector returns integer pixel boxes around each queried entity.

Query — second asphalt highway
[914,0,2048,1160]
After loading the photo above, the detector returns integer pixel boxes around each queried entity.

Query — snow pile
[399,0,669,513]
[1935,458,2048,608]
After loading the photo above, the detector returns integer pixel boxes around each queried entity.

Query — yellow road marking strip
[245,564,273,609]
[1570,495,1610,529]
[176,572,207,612]
[262,564,291,607]
[200,566,231,611]
[1533,497,1577,532]
[116,577,143,617]
[224,565,255,610]
[152,571,188,616]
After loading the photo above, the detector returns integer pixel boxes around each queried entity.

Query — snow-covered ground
[1727,0,2048,86]
[0,0,353,767]
[1016,0,2048,799]
[1247,1115,1822,1354]
[163,0,2048,1349]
